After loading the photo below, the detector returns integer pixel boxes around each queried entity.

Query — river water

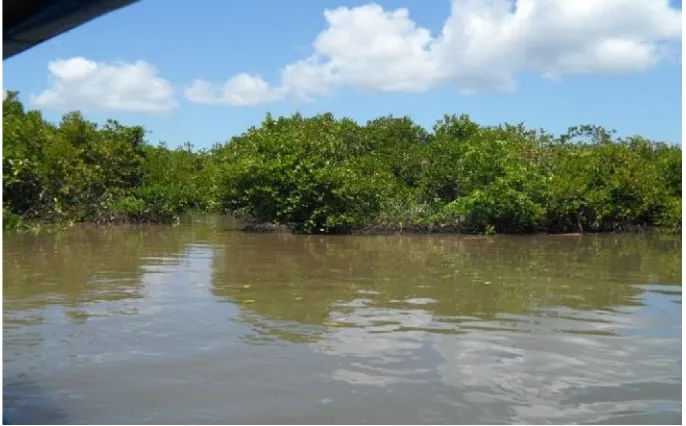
[3,216,682,424]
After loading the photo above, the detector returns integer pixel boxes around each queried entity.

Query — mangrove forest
[3,91,682,235]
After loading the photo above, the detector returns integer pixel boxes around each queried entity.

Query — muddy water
[3,216,682,424]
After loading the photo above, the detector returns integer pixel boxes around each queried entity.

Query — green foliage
[218,113,392,233]
[420,116,551,233]
[543,129,682,232]
[3,92,681,235]
[3,205,22,230]
[3,92,219,227]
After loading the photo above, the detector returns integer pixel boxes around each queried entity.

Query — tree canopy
[3,91,681,234]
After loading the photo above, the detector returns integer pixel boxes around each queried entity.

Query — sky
[2,0,683,149]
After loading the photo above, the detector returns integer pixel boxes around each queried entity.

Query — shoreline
[237,219,671,236]
[4,214,678,237]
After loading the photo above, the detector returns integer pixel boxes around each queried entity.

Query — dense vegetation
[3,91,219,230]
[3,91,681,234]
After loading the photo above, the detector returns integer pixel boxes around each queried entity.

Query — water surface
[3,216,682,424]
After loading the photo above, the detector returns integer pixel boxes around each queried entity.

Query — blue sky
[3,0,683,149]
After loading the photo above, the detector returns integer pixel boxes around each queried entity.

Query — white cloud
[185,0,682,106]
[185,73,286,106]
[30,57,178,114]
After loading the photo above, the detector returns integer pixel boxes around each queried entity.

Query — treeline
[3,91,681,234]
[3,91,219,229]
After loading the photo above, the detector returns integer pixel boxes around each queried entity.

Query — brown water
[3,215,682,424]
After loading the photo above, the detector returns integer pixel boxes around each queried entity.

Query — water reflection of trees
[210,233,681,342]
[3,221,224,323]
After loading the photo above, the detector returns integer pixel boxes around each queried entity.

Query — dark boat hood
[4,0,139,60]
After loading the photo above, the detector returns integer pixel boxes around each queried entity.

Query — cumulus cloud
[185,73,286,106]
[30,57,178,113]
[185,0,682,106]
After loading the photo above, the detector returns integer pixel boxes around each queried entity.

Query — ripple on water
[3,228,682,424]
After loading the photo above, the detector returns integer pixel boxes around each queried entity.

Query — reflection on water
[3,216,682,424]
